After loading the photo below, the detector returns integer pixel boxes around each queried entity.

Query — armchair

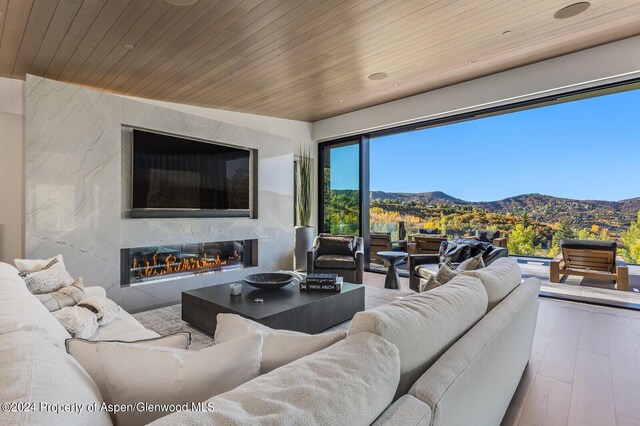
[550,239,628,291]
[307,234,364,284]
[408,238,508,292]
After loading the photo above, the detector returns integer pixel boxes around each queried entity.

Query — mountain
[370,191,467,205]
[370,191,640,230]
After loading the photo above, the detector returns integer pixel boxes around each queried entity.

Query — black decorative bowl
[243,272,294,290]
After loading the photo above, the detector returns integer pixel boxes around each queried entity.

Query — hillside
[370,191,640,231]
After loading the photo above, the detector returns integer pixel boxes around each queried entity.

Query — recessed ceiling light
[164,0,198,6]
[394,82,402,87]
[338,99,344,103]
[554,2,590,19]
[368,72,388,80]
[123,44,134,50]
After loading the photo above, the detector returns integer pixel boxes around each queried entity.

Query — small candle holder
[230,283,242,296]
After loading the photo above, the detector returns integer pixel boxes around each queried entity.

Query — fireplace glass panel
[122,240,254,285]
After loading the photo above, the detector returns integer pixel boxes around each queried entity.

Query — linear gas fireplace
[121,240,257,286]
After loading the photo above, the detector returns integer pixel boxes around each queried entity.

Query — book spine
[305,278,337,285]
[300,282,341,292]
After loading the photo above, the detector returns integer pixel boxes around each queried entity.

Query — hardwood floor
[502,298,640,426]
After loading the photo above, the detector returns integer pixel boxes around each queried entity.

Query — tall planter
[295,225,316,272]
[294,148,314,272]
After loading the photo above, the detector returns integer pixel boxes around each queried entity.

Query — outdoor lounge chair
[369,232,407,264]
[550,239,629,291]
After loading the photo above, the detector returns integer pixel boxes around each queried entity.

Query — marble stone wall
[25,76,294,312]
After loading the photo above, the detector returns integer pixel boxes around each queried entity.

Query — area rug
[133,285,410,350]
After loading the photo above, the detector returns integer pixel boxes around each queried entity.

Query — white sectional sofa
[0,257,540,426]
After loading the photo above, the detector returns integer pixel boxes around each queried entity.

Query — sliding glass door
[319,141,361,235]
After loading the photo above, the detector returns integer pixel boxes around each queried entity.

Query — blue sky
[330,87,640,202]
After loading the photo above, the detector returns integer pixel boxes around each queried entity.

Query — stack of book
[300,273,342,292]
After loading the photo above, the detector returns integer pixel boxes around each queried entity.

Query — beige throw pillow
[67,332,262,426]
[35,277,85,312]
[14,254,66,273]
[457,253,485,271]
[215,313,347,373]
[434,262,459,284]
[22,260,75,294]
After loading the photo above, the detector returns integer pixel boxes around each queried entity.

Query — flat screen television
[130,129,252,218]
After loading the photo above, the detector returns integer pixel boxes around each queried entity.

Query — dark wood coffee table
[182,281,364,335]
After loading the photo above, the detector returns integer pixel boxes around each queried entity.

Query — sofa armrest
[409,254,440,268]
[372,394,432,426]
[84,286,106,299]
[306,237,320,274]
[616,256,629,291]
[408,254,440,293]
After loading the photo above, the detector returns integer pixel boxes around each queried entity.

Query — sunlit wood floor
[502,298,640,426]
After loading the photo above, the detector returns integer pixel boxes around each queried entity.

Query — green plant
[508,223,538,256]
[621,212,640,264]
[296,148,312,227]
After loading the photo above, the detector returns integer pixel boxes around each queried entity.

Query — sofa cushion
[0,262,29,288]
[373,394,432,426]
[315,254,356,270]
[149,332,400,426]
[462,256,522,311]
[68,333,263,426]
[0,267,71,348]
[88,309,158,341]
[215,313,347,373]
[0,331,111,426]
[409,278,540,426]
[348,276,488,398]
[317,234,356,256]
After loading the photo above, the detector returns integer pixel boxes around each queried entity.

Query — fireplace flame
[132,251,235,279]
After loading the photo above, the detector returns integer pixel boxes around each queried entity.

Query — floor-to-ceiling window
[319,140,361,235]
[369,86,640,262]
[318,80,640,307]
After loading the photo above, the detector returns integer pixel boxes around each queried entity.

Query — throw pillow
[35,276,85,312]
[418,275,441,292]
[215,313,347,373]
[14,254,66,273]
[22,261,75,294]
[457,253,485,271]
[434,262,460,284]
[67,333,262,426]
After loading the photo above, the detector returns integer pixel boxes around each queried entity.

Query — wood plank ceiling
[1,0,640,122]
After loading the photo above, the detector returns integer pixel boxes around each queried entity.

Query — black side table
[377,251,407,290]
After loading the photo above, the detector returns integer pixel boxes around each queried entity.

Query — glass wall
[368,86,640,262]
[320,141,361,235]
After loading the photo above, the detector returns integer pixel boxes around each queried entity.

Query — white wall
[0,77,317,265]
[313,35,640,141]
[123,95,318,228]
[0,77,25,263]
